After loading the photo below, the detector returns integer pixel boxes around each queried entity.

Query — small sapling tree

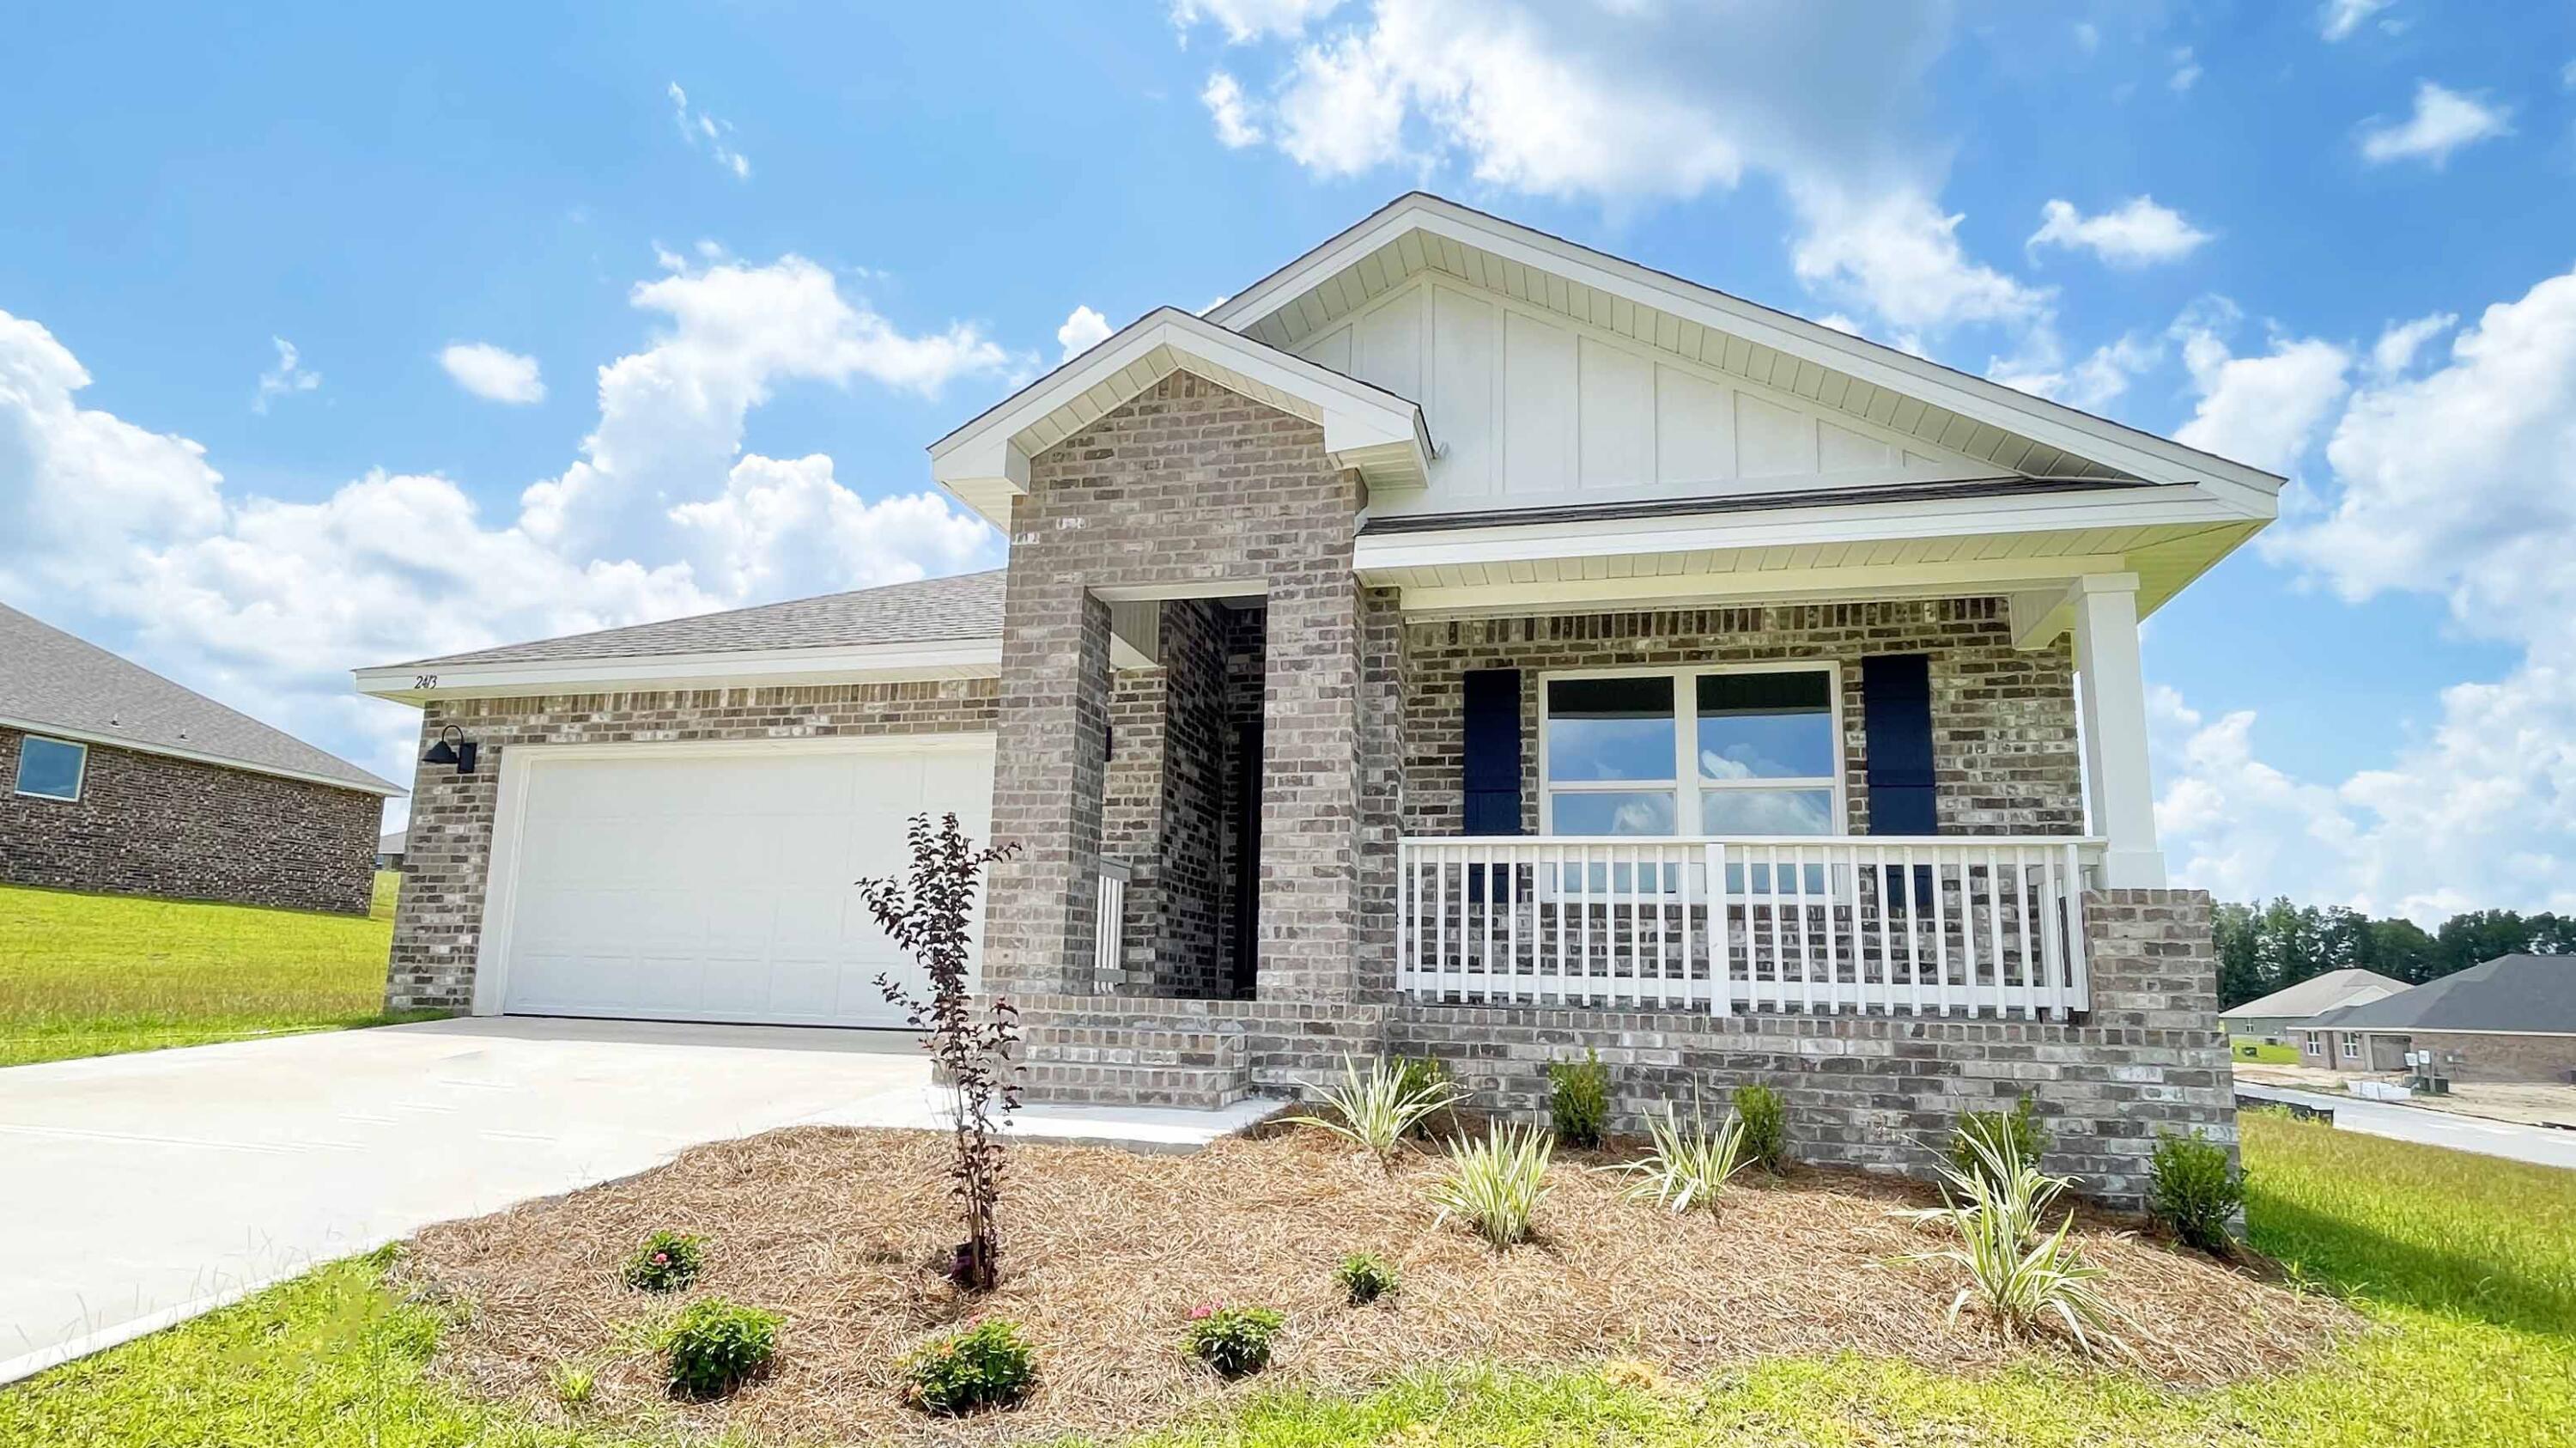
[859,812,1023,1292]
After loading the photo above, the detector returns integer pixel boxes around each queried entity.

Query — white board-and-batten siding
[1298,275,1995,520]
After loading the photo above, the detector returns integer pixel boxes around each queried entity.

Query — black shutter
[1862,654,1937,910]
[1461,668,1522,836]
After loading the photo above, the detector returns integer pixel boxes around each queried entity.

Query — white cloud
[1789,186,2050,335]
[666,82,751,180]
[2358,81,2511,167]
[2026,196,2213,267]
[2367,311,2456,379]
[2172,312,2352,473]
[2319,0,2392,42]
[1172,0,1345,44]
[252,337,319,413]
[2156,265,2576,920]
[437,342,545,405]
[2168,47,2202,93]
[1992,331,2161,412]
[517,252,1012,558]
[0,258,1013,813]
[1055,305,1114,362]
[1201,70,1265,148]
[1273,31,1414,176]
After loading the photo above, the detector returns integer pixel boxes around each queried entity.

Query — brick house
[3,603,398,914]
[2295,954,2576,1083]
[358,195,2271,1204]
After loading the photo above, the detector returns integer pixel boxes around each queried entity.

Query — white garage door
[484,736,996,1028]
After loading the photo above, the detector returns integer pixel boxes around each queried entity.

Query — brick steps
[1018,1023,1251,1109]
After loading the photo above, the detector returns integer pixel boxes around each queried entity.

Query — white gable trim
[1208,194,2283,518]
[352,639,1005,706]
[928,306,1433,528]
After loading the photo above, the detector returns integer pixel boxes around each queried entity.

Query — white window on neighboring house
[2341,1034,2360,1061]
[12,735,86,802]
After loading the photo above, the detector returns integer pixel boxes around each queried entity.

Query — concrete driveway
[0,1016,931,1383]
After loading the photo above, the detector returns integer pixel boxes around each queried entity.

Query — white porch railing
[1395,836,2102,1019]
[1094,861,1131,988]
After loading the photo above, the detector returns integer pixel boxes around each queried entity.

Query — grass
[0,872,434,1068]
[3,1114,2571,1445]
[2229,1037,2300,1064]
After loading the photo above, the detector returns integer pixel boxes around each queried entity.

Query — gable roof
[353,570,1008,703]
[930,307,1432,528]
[2304,955,2576,1035]
[2220,968,2412,1022]
[1,603,399,795]
[1206,192,2284,516]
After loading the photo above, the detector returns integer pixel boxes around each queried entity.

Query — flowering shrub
[663,1299,780,1398]
[900,1317,1036,1415]
[621,1231,707,1293]
[1181,1303,1284,1378]
[1334,1251,1398,1305]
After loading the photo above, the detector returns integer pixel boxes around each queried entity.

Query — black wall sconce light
[422,725,478,776]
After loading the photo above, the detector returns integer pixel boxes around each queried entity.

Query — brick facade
[2301,1025,2573,1082]
[384,679,1000,1012]
[0,726,378,915]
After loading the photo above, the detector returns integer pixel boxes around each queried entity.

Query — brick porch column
[1255,571,1364,1003]
[985,579,1112,997]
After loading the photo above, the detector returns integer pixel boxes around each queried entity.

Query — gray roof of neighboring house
[0,603,399,795]
[379,828,406,855]
[381,569,1008,670]
[2219,968,2412,1023]
[2302,954,2576,1036]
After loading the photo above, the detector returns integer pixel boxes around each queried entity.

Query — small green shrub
[1334,1251,1398,1305]
[1951,1096,2050,1185]
[2148,1129,2248,1252]
[1389,1056,1459,1136]
[1547,1049,1611,1148]
[621,1231,707,1293]
[1429,1122,1555,1247]
[1182,1304,1284,1378]
[663,1299,780,1399]
[900,1317,1036,1415]
[547,1361,595,1408]
[1614,1104,1747,1214]
[1903,1128,2128,1359]
[1732,1083,1787,1174]
[1286,1056,1466,1172]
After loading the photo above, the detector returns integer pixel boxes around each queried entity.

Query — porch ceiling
[1355,482,2259,631]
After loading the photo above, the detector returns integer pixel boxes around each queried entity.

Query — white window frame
[1535,660,1846,838]
[2303,1031,2320,1056]
[12,734,87,802]
[2340,1034,2360,1061]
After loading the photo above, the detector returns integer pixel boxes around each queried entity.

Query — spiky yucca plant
[1613,1104,1747,1214]
[1429,1122,1554,1247]
[1286,1056,1465,1172]
[1901,1127,2131,1359]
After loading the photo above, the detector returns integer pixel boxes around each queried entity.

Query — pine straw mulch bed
[398,1123,2358,1446]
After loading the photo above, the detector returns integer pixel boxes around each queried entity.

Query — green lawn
[0,873,434,1068]
[4,1112,2571,1446]
[2229,1036,2300,1064]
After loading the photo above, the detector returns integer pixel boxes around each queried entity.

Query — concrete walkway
[2236,1080,2576,1171]
[0,1016,1273,1384]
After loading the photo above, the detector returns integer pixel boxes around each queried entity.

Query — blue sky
[6,1,2574,918]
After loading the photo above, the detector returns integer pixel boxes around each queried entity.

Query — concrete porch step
[1018,1059,1252,1110]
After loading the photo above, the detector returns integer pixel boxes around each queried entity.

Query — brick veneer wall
[1397,599,2082,841]
[1153,598,1234,996]
[2306,1026,2574,1082]
[0,727,378,915]
[384,678,1001,1012]
[986,371,1367,1004]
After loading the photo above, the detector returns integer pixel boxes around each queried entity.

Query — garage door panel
[495,739,993,1028]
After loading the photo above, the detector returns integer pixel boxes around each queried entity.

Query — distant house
[2220,968,2411,1043]
[2296,954,2576,1083]
[377,829,406,872]
[0,604,402,915]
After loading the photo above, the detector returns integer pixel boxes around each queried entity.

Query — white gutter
[351,638,1005,705]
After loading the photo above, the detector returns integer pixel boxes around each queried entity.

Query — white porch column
[2068,574,2167,888]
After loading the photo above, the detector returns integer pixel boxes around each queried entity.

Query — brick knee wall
[0,727,379,915]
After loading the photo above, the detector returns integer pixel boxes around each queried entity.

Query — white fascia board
[1388,554,2141,618]
[1353,484,2249,577]
[0,713,404,797]
[1211,195,2284,517]
[351,639,1004,705]
[928,307,1428,526]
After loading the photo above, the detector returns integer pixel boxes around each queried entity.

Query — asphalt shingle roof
[383,569,1007,669]
[2219,968,2411,1022]
[0,603,398,794]
[2302,954,2576,1035]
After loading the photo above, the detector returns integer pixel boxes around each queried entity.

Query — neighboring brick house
[358,194,2285,1205]
[2,603,398,915]
[2295,954,2576,1083]
[2219,967,2411,1043]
